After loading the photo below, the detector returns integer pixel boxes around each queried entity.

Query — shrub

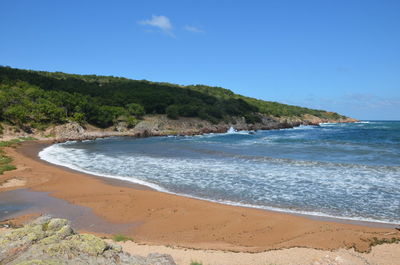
[244,113,262,124]
[126,116,139,128]
[71,112,86,124]
[369,237,400,247]
[126,103,145,118]
[166,105,179,119]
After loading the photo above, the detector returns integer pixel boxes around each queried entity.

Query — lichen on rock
[0,216,176,265]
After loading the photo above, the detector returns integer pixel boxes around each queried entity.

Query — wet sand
[0,141,399,253]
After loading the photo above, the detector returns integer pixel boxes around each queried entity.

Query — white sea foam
[39,144,167,192]
[226,126,236,133]
[39,140,400,225]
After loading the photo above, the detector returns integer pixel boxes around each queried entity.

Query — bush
[126,116,139,128]
[244,113,262,124]
[71,112,85,124]
[166,105,179,119]
[126,103,145,118]
[178,104,200,117]
[90,106,126,128]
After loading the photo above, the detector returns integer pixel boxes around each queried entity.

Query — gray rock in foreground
[0,216,176,265]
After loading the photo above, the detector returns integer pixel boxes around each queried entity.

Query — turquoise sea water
[40,121,400,224]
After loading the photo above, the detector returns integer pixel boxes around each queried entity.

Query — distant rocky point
[0,216,176,265]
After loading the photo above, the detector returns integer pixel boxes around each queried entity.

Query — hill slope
[0,66,353,135]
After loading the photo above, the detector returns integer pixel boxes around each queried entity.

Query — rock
[3,113,356,142]
[145,253,177,265]
[53,122,86,141]
[115,122,128,132]
[0,216,176,265]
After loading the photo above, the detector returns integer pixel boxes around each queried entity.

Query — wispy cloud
[335,66,352,73]
[183,25,204,33]
[283,92,400,119]
[341,93,400,109]
[139,15,174,37]
[287,93,400,110]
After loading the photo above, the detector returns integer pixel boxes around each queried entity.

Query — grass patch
[19,136,38,141]
[0,148,15,174]
[190,262,203,265]
[0,137,37,175]
[0,139,22,147]
[370,237,400,247]
[112,234,133,242]
[0,137,37,148]
[0,164,17,175]
[0,155,12,164]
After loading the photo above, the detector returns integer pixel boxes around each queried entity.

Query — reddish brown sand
[1,141,399,253]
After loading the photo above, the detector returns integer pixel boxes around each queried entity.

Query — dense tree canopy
[0,66,345,130]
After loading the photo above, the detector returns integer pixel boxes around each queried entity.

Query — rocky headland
[0,114,357,142]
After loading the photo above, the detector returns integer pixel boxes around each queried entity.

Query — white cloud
[139,15,174,36]
[183,25,204,33]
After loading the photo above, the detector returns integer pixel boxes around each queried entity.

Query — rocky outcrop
[0,216,176,265]
[52,122,85,140]
[0,114,357,142]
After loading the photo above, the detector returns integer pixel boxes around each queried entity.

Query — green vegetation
[0,137,37,174]
[112,234,133,242]
[41,221,50,231]
[190,262,203,265]
[369,237,400,247]
[0,137,38,148]
[0,66,346,131]
[0,146,16,174]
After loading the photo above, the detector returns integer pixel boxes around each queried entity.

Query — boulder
[0,216,176,265]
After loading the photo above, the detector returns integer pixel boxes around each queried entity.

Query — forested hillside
[0,66,346,131]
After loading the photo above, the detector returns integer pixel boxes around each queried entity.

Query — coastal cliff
[0,113,356,142]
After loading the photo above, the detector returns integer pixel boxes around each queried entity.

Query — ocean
[39,121,400,224]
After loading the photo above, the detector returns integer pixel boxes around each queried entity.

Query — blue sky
[1,0,399,120]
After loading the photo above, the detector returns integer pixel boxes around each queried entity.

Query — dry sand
[114,240,400,265]
[1,141,399,264]
[0,178,26,189]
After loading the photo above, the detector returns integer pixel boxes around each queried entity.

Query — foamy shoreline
[0,136,398,265]
[38,128,400,228]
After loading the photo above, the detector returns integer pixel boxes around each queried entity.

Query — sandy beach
[1,140,400,264]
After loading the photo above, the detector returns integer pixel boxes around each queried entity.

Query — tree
[126,103,145,118]
[71,113,85,124]
[166,105,179,119]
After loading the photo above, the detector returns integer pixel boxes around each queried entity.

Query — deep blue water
[40,121,400,224]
